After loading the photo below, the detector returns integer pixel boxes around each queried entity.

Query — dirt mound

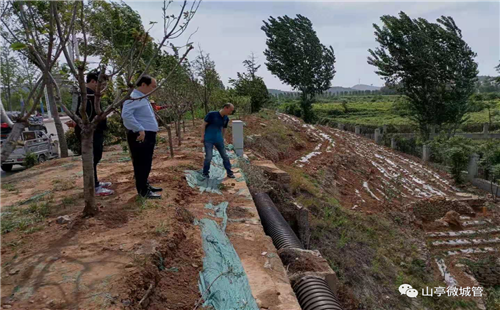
[117,225,203,310]
[262,113,459,211]
[408,197,475,222]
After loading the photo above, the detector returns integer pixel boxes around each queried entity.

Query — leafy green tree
[496,63,500,84]
[230,53,270,113]
[261,15,336,122]
[0,42,19,111]
[368,12,478,139]
[192,48,222,114]
[0,0,75,158]
[2,0,200,216]
[153,51,194,146]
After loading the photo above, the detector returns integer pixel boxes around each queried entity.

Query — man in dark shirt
[201,103,235,179]
[75,71,114,196]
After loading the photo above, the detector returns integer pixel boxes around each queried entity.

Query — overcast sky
[128,1,499,91]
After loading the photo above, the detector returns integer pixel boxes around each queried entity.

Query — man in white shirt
[122,75,162,199]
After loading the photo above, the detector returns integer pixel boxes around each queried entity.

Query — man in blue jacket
[122,75,162,199]
[201,103,235,179]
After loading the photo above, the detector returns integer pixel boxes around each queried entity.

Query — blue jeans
[203,140,233,176]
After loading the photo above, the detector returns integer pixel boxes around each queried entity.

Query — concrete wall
[471,178,500,197]
[334,123,500,140]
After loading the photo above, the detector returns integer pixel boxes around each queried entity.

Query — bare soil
[1,123,219,310]
[240,111,500,310]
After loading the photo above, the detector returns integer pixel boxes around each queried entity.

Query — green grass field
[309,96,500,132]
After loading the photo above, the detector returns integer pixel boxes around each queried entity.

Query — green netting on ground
[205,202,229,231]
[185,145,239,194]
[198,202,259,310]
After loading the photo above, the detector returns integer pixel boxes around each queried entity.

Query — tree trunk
[81,128,98,216]
[46,83,69,157]
[204,98,209,115]
[167,125,174,158]
[183,119,185,133]
[6,85,12,112]
[177,119,182,146]
[1,122,25,162]
[488,107,492,128]
[191,106,195,127]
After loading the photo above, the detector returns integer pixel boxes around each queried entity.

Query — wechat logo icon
[399,284,419,298]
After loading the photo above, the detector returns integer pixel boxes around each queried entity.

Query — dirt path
[1,124,210,309]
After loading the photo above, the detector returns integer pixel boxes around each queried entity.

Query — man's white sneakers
[95,185,114,196]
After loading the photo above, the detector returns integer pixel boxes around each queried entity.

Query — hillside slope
[240,110,500,310]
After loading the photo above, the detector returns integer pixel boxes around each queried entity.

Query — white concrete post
[467,153,479,181]
[232,120,244,157]
[483,123,489,136]
[422,144,431,162]
[337,123,344,130]
[391,137,397,149]
[382,125,387,134]
[355,126,360,135]
[374,128,382,144]
[430,125,436,138]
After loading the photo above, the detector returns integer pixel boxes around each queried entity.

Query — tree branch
[19,76,43,117]
[98,45,194,121]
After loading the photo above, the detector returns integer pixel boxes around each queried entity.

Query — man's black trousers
[127,130,157,196]
[75,127,104,188]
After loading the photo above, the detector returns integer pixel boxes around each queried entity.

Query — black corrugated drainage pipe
[253,192,303,250]
[293,276,343,310]
[253,192,344,310]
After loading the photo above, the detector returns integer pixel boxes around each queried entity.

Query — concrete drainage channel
[253,192,345,310]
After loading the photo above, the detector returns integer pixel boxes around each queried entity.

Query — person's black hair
[136,75,153,87]
[86,71,107,84]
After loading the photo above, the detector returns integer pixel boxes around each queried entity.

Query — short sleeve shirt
[204,111,229,143]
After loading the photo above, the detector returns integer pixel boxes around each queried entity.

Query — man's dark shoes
[148,185,163,192]
[227,173,236,179]
[141,190,161,199]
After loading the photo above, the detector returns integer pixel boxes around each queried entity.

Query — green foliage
[230,53,270,113]
[192,49,223,114]
[2,183,16,192]
[85,1,151,66]
[104,113,127,145]
[429,136,474,183]
[121,142,129,153]
[262,14,336,122]
[1,201,52,234]
[389,135,422,157]
[279,102,302,118]
[310,95,498,131]
[156,135,166,144]
[485,286,500,309]
[10,42,27,50]
[492,164,500,184]
[446,147,471,183]
[23,152,37,168]
[478,141,500,181]
[368,12,478,138]
[341,100,348,113]
[65,128,81,155]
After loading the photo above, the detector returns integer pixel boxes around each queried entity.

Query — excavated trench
[253,192,345,310]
